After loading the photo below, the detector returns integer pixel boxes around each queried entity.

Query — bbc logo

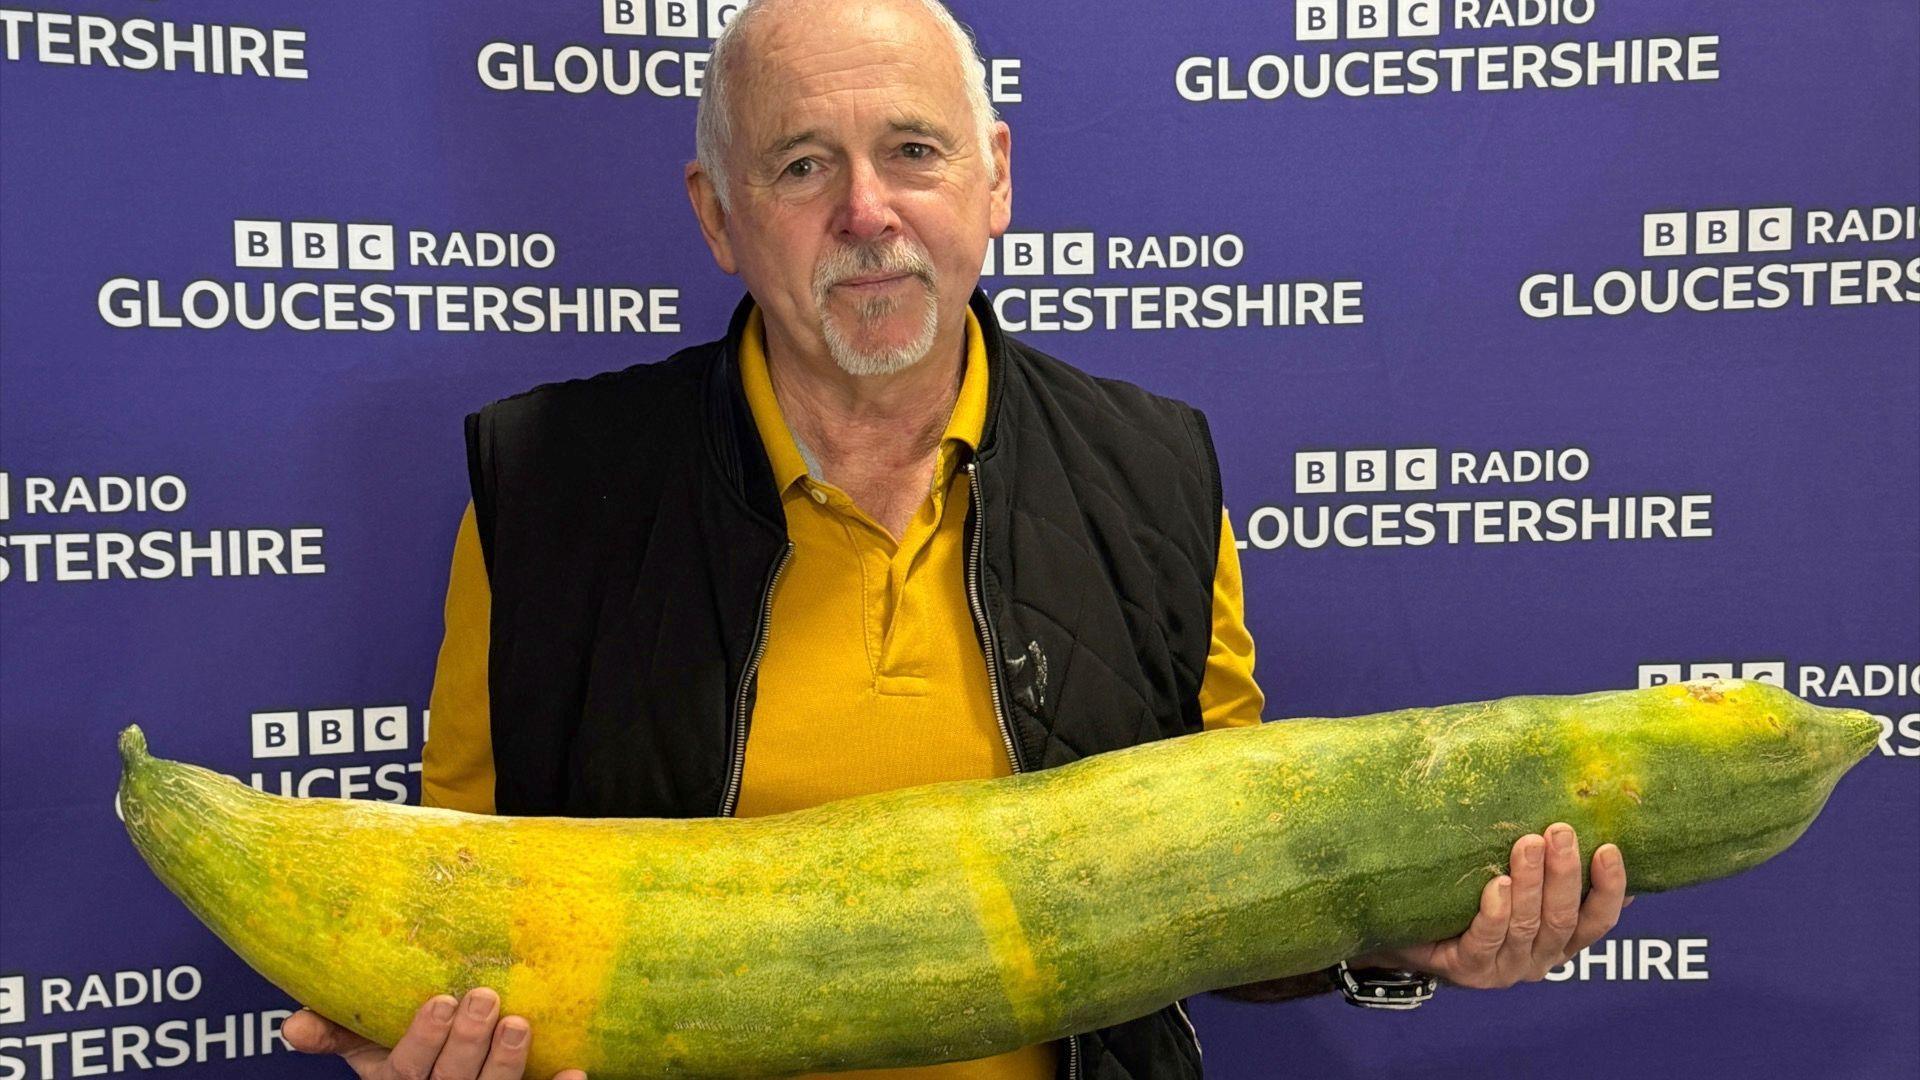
[602,0,743,38]
[1298,0,1442,41]
[1638,662,1788,689]
[982,232,1096,277]
[1643,208,1794,258]
[235,219,395,271]
[1295,448,1438,495]
[251,707,423,759]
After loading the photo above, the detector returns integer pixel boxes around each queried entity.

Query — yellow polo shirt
[422,303,1265,1077]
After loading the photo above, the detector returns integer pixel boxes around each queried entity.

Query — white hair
[695,0,1000,213]
[810,234,941,375]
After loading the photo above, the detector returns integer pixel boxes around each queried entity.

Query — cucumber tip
[118,725,149,767]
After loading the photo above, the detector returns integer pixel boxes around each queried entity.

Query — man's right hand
[281,987,587,1080]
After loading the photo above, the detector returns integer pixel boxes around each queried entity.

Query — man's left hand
[1348,822,1634,989]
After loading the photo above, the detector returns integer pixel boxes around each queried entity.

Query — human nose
[833,157,899,244]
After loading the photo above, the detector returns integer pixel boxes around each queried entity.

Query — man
[284,2,1631,1077]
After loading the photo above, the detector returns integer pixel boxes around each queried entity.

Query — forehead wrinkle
[762,53,935,113]
[746,16,927,91]
[750,81,960,159]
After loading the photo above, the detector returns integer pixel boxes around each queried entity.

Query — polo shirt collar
[737,301,990,492]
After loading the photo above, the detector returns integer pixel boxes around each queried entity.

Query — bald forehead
[731,0,949,52]
[724,0,971,118]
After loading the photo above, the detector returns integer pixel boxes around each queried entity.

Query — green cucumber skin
[584,681,1875,1074]
[120,680,1880,1078]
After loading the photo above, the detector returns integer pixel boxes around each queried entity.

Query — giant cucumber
[117,678,1879,1077]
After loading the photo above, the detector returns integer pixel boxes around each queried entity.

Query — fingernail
[1604,845,1622,869]
[502,1020,529,1049]
[1526,841,1544,866]
[1497,876,1511,894]
[465,990,494,1018]
[1624,894,1637,906]
[431,998,455,1023]
[1554,826,1574,852]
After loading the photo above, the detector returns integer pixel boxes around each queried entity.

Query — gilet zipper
[964,461,1023,777]
[965,461,1081,1080]
[1172,997,1202,1061]
[967,459,1202,1073]
[719,541,793,818]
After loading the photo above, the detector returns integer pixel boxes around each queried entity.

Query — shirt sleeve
[420,499,499,813]
[1199,509,1267,730]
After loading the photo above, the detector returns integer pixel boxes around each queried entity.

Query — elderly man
[283,1,1630,1077]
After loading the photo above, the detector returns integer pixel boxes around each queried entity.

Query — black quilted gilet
[466,287,1221,1078]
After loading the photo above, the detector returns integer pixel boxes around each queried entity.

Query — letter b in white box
[1345,0,1389,39]
[1687,661,1736,683]
[1694,210,1740,256]
[290,222,341,270]
[1638,664,1684,689]
[307,709,356,756]
[1295,450,1338,495]
[1643,212,1689,258]
[1000,233,1047,277]
[1344,449,1388,493]
[251,711,300,759]
[234,220,283,269]
[604,0,646,34]
[654,0,699,38]
[1298,0,1339,40]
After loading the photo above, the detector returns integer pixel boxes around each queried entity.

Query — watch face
[1337,963,1438,1007]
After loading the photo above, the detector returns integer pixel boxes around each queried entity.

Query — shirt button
[809,487,829,504]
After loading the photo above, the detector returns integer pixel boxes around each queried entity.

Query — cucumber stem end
[118,724,150,768]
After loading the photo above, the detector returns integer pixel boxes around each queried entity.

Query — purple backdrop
[2,1,1916,1076]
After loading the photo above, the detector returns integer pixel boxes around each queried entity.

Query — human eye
[899,142,938,161]
[782,156,817,180]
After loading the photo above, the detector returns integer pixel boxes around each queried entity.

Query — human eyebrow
[888,118,958,147]
[757,130,819,168]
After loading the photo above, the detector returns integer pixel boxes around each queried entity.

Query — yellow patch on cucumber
[951,823,1056,1041]
[1659,679,1786,748]
[1566,738,1646,834]
[496,824,631,1067]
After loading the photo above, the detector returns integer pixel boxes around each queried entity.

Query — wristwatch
[1328,959,1440,1010]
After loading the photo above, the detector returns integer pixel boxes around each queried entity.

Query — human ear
[684,160,738,274]
[987,121,1012,238]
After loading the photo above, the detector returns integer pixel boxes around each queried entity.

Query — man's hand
[281,987,587,1080]
[1349,822,1634,989]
